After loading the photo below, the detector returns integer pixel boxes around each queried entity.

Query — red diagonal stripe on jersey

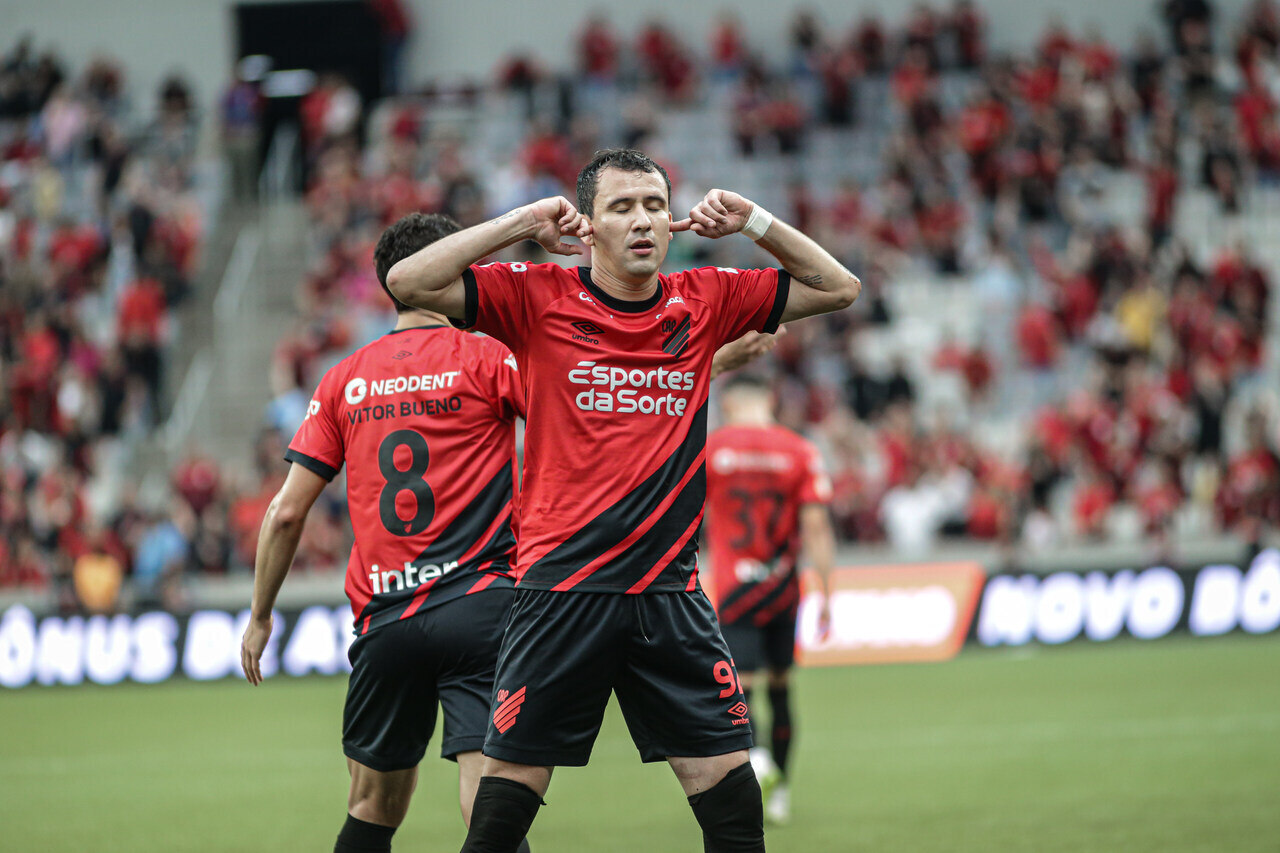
[627,507,705,594]
[752,580,800,626]
[685,564,699,591]
[493,686,527,733]
[719,569,787,625]
[456,504,513,566]
[466,562,499,594]
[398,577,441,621]
[551,450,706,592]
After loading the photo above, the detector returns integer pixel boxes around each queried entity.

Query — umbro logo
[728,701,750,725]
[494,686,527,733]
[571,320,602,345]
[392,350,412,360]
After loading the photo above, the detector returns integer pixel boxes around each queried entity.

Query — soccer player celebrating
[705,373,837,825]
[387,148,859,853]
[240,213,533,853]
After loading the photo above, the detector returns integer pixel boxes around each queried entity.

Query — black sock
[459,776,543,853]
[687,762,765,853]
[767,685,792,778]
[334,814,396,853]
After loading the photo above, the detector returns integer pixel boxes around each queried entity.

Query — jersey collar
[386,324,450,335]
[577,266,663,314]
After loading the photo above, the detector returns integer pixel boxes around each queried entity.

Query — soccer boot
[765,783,791,825]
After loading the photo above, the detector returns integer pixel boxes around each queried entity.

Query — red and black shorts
[482,587,755,767]
[719,610,798,674]
[343,586,514,772]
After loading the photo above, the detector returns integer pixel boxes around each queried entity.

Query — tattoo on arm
[490,210,520,224]
[796,273,823,286]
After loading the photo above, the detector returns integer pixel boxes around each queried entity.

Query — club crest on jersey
[571,320,602,345]
[661,316,692,357]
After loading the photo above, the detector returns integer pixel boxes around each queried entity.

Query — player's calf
[766,683,792,778]
[337,761,416,851]
[687,762,766,853]
[458,776,544,853]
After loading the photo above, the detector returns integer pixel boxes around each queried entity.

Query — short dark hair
[576,148,672,215]
[374,213,462,312]
[720,373,772,395]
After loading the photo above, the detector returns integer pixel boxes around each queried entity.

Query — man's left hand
[672,189,753,239]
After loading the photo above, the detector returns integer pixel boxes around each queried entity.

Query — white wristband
[741,204,773,241]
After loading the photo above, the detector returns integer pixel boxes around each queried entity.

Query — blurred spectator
[578,15,620,80]
[132,504,192,608]
[221,62,264,203]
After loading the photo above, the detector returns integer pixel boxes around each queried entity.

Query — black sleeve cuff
[448,267,479,330]
[762,270,790,334]
[284,449,339,481]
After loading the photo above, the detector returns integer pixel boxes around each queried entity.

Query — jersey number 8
[378,430,435,536]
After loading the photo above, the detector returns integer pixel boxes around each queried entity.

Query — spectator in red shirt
[1072,460,1115,539]
[710,13,747,73]
[1016,302,1062,369]
[117,276,166,416]
[578,14,619,79]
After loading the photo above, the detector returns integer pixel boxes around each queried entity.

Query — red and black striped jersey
[452,261,789,593]
[705,424,831,627]
[287,325,524,635]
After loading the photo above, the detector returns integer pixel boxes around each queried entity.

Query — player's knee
[687,762,764,853]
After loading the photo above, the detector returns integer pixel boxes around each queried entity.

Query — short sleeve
[797,441,833,505]
[285,372,344,481]
[690,267,790,346]
[449,262,533,352]
[477,338,526,421]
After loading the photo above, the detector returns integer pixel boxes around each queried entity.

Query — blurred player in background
[240,213,532,853]
[705,373,835,825]
[387,147,859,853]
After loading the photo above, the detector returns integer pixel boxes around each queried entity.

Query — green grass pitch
[2,634,1277,852]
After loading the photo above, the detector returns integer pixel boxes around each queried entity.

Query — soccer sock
[687,762,765,853]
[767,685,793,778]
[459,776,543,853]
[334,814,396,853]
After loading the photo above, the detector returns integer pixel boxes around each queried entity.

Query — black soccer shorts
[481,587,755,767]
[342,586,514,772]
[719,610,798,674]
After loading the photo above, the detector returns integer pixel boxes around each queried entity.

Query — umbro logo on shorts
[494,686,527,733]
[727,701,750,725]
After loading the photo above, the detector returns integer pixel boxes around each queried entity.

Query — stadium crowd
[0,40,208,605]
[4,0,1280,609]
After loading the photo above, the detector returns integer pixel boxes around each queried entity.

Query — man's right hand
[241,613,274,686]
[525,196,591,256]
